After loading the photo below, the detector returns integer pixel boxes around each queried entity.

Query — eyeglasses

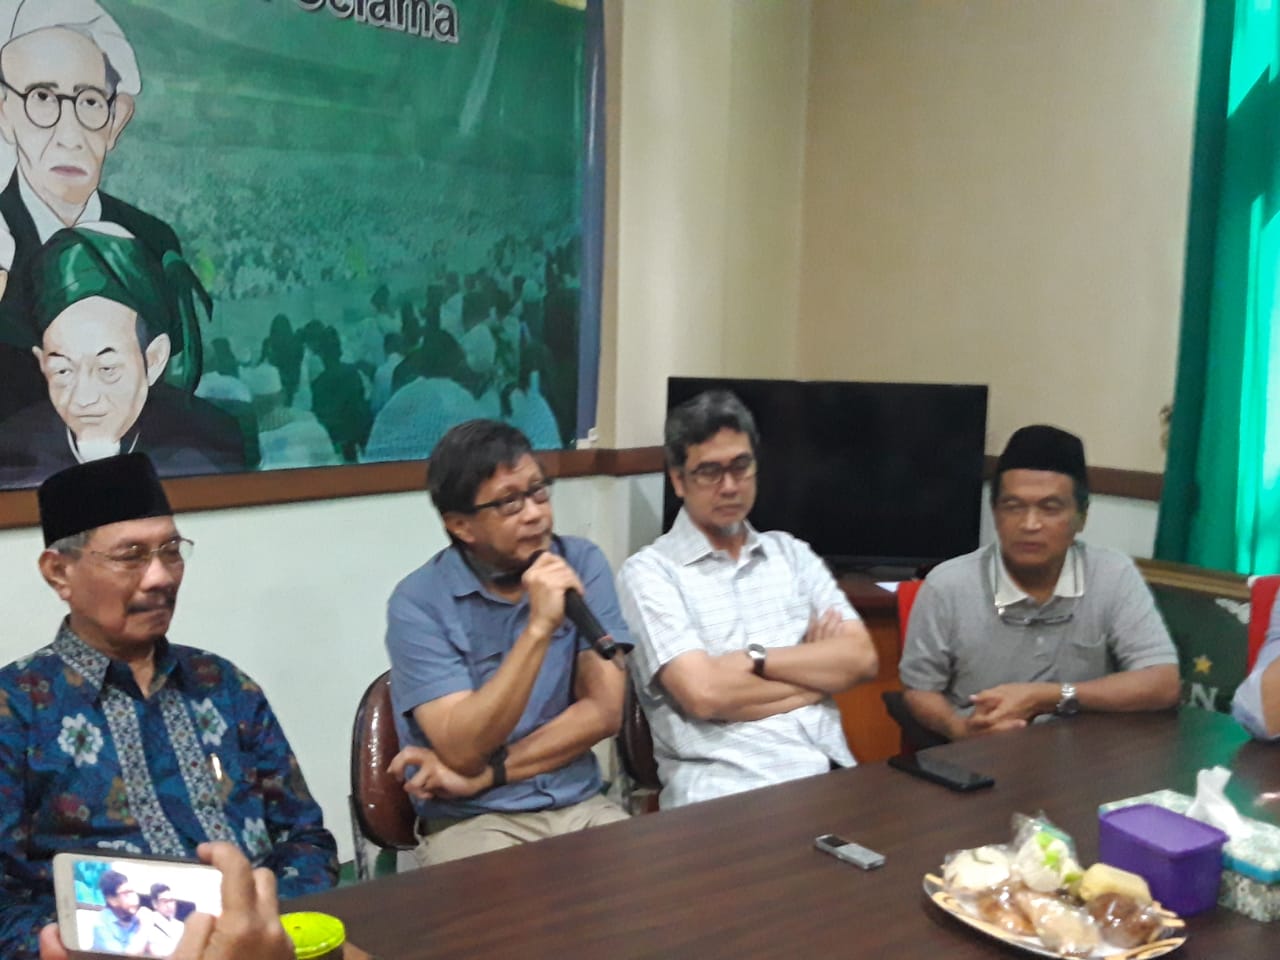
[0,78,116,131]
[683,454,757,488]
[995,605,1075,627]
[82,537,195,572]
[470,479,553,517]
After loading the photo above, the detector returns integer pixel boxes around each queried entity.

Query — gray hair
[663,389,761,470]
[49,530,91,554]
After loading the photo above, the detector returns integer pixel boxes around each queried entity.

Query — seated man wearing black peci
[899,425,1180,741]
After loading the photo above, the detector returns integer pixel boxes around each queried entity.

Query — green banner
[0,0,588,487]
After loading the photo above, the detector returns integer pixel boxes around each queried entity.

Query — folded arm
[753,609,878,694]
[657,649,824,722]
[412,553,582,775]
[394,648,625,798]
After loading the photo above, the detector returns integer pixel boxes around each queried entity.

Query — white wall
[796,0,1202,472]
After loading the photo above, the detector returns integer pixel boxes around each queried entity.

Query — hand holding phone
[887,752,995,792]
[53,851,222,958]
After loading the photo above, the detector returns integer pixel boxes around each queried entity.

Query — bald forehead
[1,27,109,90]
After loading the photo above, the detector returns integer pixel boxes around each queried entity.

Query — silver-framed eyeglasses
[0,78,116,131]
[995,604,1075,627]
[470,479,554,517]
[84,537,194,572]
[684,454,757,488]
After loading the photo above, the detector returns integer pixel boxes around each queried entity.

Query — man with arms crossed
[1233,600,1280,741]
[386,420,631,865]
[0,453,337,960]
[617,390,878,808]
[900,425,1180,740]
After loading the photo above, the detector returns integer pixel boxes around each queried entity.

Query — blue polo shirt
[385,536,632,819]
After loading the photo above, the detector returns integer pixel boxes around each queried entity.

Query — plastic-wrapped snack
[974,882,1034,936]
[1009,813,1083,894]
[1014,890,1102,958]
[1085,892,1164,949]
[943,845,1013,892]
[1078,863,1152,906]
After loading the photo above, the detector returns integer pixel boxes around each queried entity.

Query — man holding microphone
[385,420,632,865]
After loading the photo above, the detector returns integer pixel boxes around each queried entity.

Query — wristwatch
[1056,683,1080,717]
[746,643,767,678]
[489,744,509,788]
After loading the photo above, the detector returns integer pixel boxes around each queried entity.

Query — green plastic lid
[281,911,346,958]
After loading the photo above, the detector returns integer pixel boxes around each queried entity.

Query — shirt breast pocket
[464,626,510,687]
[1064,631,1109,677]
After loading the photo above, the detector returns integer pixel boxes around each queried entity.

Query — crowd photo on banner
[0,0,588,490]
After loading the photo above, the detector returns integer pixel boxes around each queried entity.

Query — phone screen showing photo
[57,853,222,957]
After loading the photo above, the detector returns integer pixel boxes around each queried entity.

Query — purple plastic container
[1098,804,1228,916]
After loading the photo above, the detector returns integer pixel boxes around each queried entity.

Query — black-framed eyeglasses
[684,454,757,488]
[83,537,195,572]
[0,78,116,131]
[469,479,554,517]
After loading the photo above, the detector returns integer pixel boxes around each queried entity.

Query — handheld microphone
[564,588,618,660]
[527,548,618,660]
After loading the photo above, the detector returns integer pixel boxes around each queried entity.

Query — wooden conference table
[298,708,1276,959]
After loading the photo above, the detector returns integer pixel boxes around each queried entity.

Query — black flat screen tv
[662,378,989,571]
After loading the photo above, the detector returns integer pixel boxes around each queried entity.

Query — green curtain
[1156,0,1280,574]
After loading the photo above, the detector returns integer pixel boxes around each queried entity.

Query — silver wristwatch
[1056,682,1080,717]
[746,643,767,678]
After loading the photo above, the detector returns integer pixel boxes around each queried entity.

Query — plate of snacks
[924,813,1186,958]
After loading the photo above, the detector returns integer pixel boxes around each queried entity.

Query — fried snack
[1013,890,1102,958]
[1078,862,1153,906]
[944,845,1013,892]
[974,883,1035,936]
[1085,892,1164,949]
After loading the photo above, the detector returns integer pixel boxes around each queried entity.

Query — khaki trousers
[412,793,629,867]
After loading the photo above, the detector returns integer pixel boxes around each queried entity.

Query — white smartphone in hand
[52,850,222,958]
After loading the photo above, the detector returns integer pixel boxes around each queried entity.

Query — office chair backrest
[1248,575,1280,671]
[617,670,661,794]
[350,671,417,858]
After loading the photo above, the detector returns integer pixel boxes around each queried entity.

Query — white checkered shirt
[618,508,859,808]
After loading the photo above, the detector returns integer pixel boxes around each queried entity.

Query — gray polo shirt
[899,542,1178,712]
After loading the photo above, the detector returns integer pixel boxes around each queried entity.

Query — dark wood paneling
[0,446,1163,531]
[0,446,667,531]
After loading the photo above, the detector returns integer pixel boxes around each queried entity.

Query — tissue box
[1100,790,1280,922]
[1098,804,1228,915]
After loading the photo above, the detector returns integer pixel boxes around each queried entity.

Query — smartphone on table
[53,850,222,958]
[887,751,995,792]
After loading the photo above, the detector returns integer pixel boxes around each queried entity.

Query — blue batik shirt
[0,622,338,959]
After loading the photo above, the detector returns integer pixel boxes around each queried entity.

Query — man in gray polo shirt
[900,425,1180,741]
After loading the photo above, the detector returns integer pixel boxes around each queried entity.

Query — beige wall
[600,0,811,448]
[796,0,1203,472]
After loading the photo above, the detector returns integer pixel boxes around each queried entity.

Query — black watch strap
[489,744,509,788]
